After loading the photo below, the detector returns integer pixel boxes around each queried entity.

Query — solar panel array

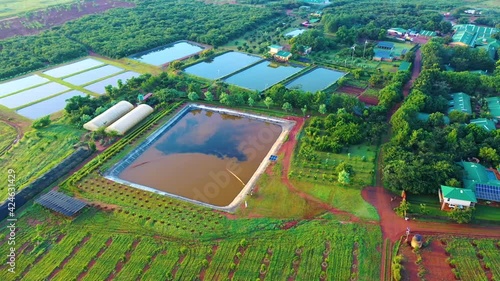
[35,190,87,216]
[269,155,278,161]
[475,184,500,202]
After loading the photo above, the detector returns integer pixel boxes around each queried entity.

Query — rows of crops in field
[232,243,269,280]
[23,230,89,280]
[326,233,356,280]
[175,245,213,280]
[296,240,325,281]
[140,242,180,280]
[447,239,488,281]
[204,241,242,280]
[52,235,111,281]
[114,238,162,280]
[266,242,296,280]
[82,235,135,281]
[476,239,500,280]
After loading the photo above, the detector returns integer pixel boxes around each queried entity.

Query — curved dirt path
[0,119,23,156]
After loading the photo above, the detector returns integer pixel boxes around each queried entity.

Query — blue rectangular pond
[63,65,124,85]
[285,67,346,93]
[130,41,204,66]
[0,82,69,109]
[43,58,105,78]
[84,71,140,95]
[184,52,261,80]
[224,61,303,91]
[0,75,49,98]
[17,90,87,119]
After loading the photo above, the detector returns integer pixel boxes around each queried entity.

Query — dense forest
[382,43,500,194]
[0,0,276,80]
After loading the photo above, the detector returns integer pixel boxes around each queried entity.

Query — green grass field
[0,121,16,152]
[0,122,83,201]
[0,0,75,19]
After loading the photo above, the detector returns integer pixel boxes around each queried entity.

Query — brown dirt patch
[420,239,455,281]
[0,0,135,39]
[338,85,366,95]
[281,220,298,230]
[399,241,419,281]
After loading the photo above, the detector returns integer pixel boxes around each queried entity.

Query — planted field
[0,74,48,97]
[17,90,86,119]
[476,239,500,280]
[232,243,269,280]
[204,241,241,280]
[140,243,180,280]
[0,121,16,153]
[84,71,140,94]
[0,123,83,201]
[0,0,74,19]
[43,58,105,78]
[0,82,68,108]
[175,245,213,280]
[447,239,488,281]
[63,65,123,85]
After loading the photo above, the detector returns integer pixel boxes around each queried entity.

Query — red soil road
[419,240,456,281]
[0,0,135,39]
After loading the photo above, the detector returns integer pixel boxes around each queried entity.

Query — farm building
[469,118,496,131]
[448,92,472,114]
[460,161,500,202]
[388,28,407,36]
[417,112,450,124]
[376,41,395,50]
[373,50,393,62]
[36,190,87,217]
[439,185,477,210]
[274,51,292,62]
[419,30,436,37]
[268,45,283,55]
[83,100,134,131]
[486,97,500,120]
[450,24,499,58]
[105,104,154,135]
[398,61,412,71]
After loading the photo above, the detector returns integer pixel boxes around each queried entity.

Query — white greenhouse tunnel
[83,100,134,131]
[105,104,154,135]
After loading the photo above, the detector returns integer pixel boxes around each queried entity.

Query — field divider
[37,73,98,97]
[216,57,266,81]
[275,65,316,88]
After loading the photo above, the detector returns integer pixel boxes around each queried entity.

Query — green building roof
[440,185,477,202]
[417,112,450,124]
[460,161,500,190]
[486,97,500,118]
[450,92,472,114]
[389,28,407,34]
[309,18,320,24]
[469,118,496,131]
[419,30,436,37]
[269,44,283,49]
[276,50,292,57]
[452,30,476,46]
[398,61,412,71]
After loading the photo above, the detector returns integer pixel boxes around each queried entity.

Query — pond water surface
[17,90,86,119]
[131,42,204,66]
[224,61,303,91]
[0,82,69,108]
[184,52,261,80]
[84,71,140,94]
[285,67,345,92]
[63,65,123,85]
[43,58,104,78]
[0,75,49,97]
[117,108,282,206]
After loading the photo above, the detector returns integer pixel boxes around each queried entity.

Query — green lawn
[0,121,83,201]
[0,121,16,153]
[0,0,75,19]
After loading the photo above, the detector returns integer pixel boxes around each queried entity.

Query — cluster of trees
[290,30,336,52]
[383,59,500,194]
[421,38,496,72]
[0,0,276,80]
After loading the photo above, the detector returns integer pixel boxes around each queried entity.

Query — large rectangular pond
[0,82,69,109]
[184,52,261,80]
[285,67,346,93]
[43,58,105,78]
[106,104,290,209]
[224,61,303,91]
[130,41,204,66]
[63,65,123,85]
[84,71,140,94]
[0,75,49,98]
[17,90,86,119]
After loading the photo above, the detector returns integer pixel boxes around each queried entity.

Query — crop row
[52,235,111,281]
[232,243,270,280]
[266,243,296,280]
[114,237,162,280]
[476,239,500,280]
[62,101,183,188]
[23,231,89,280]
[82,235,135,281]
[140,242,181,280]
[296,240,325,281]
[204,241,242,280]
[447,239,487,281]
[326,234,355,281]
[175,245,213,280]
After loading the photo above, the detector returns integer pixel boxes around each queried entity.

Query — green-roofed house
[417,112,450,124]
[419,30,436,37]
[268,45,283,55]
[475,38,500,60]
[308,18,320,24]
[460,161,500,202]
[439,185,477,210]
[449,92,472,114]
[450,24,499,56]
[274,50,292,62]
[388,28,407,36]
[486,97,500,120]
[398,61,412,72]
[469,118,496,131]
[450,30,476,47]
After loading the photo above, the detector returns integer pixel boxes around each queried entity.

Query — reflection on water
[119,109,282,206]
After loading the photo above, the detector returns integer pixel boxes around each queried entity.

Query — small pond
[130,41,204,66]
[285,67,345,93]
[184,52,261,80]
[0,75,49,98]
[0,82,69,109]
[63,65,123,86]
[84,71,140,95]
[43,58,105,78]
[17,90,86,119]
[224,61,303,91]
